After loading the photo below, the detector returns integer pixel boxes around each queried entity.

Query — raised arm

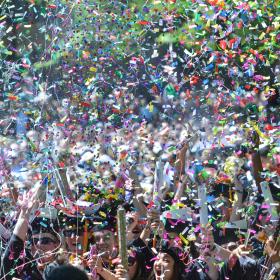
[249,131,263,192]
[229,175,244,222]
[2,184,42,280]
[13,183,41,241]
[173,141,189,201]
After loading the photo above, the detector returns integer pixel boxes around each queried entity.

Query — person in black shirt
[1,186,60,280]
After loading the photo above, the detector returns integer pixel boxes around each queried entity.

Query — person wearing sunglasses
[1,186,60,280]
[121,246,148,280]
[29,220,60,267]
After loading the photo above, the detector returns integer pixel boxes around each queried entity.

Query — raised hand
[231,244,253,258]
[18,182,44,216]
[200,227,215,256]
[114,264,129,280]
[146,208,161,232]
[87,254,103,275]
[13,182,45,241]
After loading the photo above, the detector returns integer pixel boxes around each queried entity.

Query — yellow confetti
[249,121,269,140]
[99,211,106,218]
[148,102,153,112]
[259,32,266,40]
[179,234,189,246]
[60,115,67,123]
[90,67,97,72]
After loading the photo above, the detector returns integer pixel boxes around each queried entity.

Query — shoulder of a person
[239,256,257,267]
[131,237,146,247]
[185,260,209,279]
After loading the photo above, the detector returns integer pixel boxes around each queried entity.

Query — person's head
[126,211,143,241]
[153,252,177,280]
[31,232,60,264]
[46,264,88,280]
[64,229,84,256]
[30,219,60,264]
[93,229,116,261]
[126,246,148,280]
[60,215,94,256]
[153,245,185,280]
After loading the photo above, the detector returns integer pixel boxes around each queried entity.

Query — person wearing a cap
[149,241,186,280]
[88,213,118,273]
[86,230,118,280]
[92,227,117,266]
[58,210,117,269]
[61,215,92,258]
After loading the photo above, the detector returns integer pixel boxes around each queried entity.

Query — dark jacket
[219,256,260,280]
[185,260,212,280]
[1,234,43,280]
[131,237,154,272]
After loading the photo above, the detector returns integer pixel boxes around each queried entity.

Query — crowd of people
[1,0,279,279]
[0,114,279,280]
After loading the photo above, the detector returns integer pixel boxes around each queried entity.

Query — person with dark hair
[84,213,119,280]
[61,215,92,258]
[149,245,186,280]
[46,264,89,280]
[88,242,149,280]
[125,245,149,280]
[1,186,60,280]
[126,210,144,243]
[113,246,150,280]
[91,222,118,268]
